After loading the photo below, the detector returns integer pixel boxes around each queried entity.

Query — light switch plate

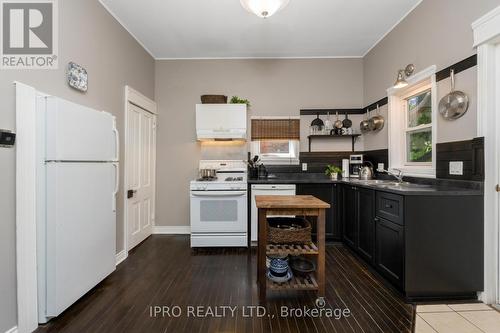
[302,163,308,171]
[449,161,464,175]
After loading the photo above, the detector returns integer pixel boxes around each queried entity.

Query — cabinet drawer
[376,192,404,225]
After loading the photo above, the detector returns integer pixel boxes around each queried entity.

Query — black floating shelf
[307,134,361,152]
[300,109,365,116]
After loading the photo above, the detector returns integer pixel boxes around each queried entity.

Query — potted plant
[325,165,342,180]
[230,96,251,108]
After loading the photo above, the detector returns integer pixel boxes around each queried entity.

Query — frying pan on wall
[439,69,469,120]
[311,113,324,129]
[334,112,343,129]
[360,110,370,133]
[342,113,352,128]
[368,104,385,132]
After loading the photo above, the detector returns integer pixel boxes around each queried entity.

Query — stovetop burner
[225,177,244,182]
[196,176,217,182]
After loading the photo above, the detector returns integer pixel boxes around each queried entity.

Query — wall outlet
[377,163,385,172]
[449,161,464,175]
[302,163,308,172]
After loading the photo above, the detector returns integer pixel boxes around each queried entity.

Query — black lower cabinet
[357,188,375,263]
[342,186,376,263]
[375,217,404,289]
[341,185,357,247]
[296,183,340,241]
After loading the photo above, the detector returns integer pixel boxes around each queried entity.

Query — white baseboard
[115,250,128,266]
[152,226,191,235]
[5,326,18,333]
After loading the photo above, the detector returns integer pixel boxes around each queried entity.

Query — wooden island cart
[255,195,330,305]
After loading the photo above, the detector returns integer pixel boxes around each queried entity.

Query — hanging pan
[310,113,324,129]
[334,112,343,129]
[342,112,352,129]
[360,109,370,133]
[368,104,385,132]
[439,69,469,120]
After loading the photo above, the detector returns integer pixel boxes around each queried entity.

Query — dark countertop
[248,173,483,196]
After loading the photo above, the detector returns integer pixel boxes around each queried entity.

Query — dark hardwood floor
[35,236,415,333]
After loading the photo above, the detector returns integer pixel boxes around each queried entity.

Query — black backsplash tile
[257,137,484,183]
[436,137,484,181]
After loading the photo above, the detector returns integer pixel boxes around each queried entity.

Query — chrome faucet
[383,168,404,183]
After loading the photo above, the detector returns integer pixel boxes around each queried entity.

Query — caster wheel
[315,297,326,308]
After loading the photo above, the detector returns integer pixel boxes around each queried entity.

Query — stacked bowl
[267,256,293,283]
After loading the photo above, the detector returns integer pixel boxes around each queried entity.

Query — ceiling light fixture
[240,0,290,18]
[394,64,415,89]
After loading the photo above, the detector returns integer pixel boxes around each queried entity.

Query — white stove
[190,160,248,248]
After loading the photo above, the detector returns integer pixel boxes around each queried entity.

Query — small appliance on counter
[359,161,375,180]
[342,159,350,178]
[190,160,248,247]
[349,154,364,178]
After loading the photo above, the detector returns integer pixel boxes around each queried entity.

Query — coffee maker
[349,154,364,178]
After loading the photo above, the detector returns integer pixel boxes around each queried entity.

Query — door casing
[472,5,500,305]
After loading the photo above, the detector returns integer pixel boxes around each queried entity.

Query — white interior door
[126,103,156,250]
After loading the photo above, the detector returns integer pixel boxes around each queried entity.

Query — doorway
[124,87,157,252]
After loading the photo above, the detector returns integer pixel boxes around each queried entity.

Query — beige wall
[0,1,154,331]
[154,59,364,227]
[363,0,499,147]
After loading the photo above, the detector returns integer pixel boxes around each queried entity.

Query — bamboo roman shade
[251,119,300,140]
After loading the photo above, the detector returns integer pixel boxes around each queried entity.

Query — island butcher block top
[255,195,330,209]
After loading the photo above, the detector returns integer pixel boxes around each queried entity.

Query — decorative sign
[67,62,88,92]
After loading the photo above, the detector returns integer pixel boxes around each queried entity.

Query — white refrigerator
[36,96,119,323]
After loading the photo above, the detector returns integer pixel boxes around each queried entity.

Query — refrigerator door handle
[112,162,119,212]
[113,122,119,161]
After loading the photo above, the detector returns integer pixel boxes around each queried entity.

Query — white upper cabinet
[196,104,247,141]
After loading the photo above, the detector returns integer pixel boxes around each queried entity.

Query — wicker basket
[268,217,312,245]
[201,95,227,104]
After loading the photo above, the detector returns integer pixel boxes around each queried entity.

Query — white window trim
[387,65,438,178]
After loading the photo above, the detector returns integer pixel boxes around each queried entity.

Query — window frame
[387,65,438,178]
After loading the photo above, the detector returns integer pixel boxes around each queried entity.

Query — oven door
[190,190,247,233]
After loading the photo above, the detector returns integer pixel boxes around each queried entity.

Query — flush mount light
[240,0,290,18]
[394,64,415,89]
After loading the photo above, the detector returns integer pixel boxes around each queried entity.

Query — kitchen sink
[350,179,433,189]
[351,179,389,185]
[375,182,433,189]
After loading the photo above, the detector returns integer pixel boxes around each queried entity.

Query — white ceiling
[100,0,422,59]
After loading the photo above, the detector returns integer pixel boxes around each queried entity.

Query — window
[405,90,432,164]
[250,117,300,165]
[250,140,300,165]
